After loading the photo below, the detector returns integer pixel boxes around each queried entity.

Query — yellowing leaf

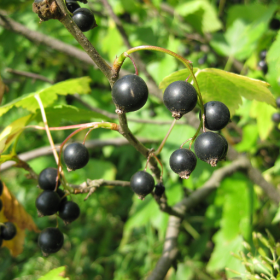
[0,183,40,257]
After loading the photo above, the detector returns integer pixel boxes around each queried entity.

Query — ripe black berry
[272,112,280,123]
[194,132,227,167]
[200,101,230,131]
[258,60,268,74]
[72,8,97,32]
[66,0,80,13]
[163,81,197,119]
[154,182,165,197]
[59,201,80,224]
[0,199,2,212]
[130,171,155,199]
[169,148,197,179]
[259,50,267,60]
[112,75,149,113]
[56,188,67,204]
[38,168,60,190]
[63,142,89,171]
[276,97,280,108]
[35,191,61,216]
[269,18,280,30]
[38,227,64,255]
[0,180,3,196]
[219,134,228,161]
[0,222,17,240]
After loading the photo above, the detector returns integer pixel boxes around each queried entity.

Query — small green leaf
[265,229,276,248]
[267,30,280,79]
[0,77,91,117]
[38,266,68,280]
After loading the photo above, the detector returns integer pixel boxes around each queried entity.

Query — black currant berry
[259,50,267,60]
[56,188,67,204]
[66,0,80,13]
[0,237,2,247]
[63,142,89,171]
[200,101,230,131]
[38,168,60,190]
[154,182,165,197]
[112,75,149,113]
[272,112,280,123]
[269,18,280,30]
[35,191,61,216]
[276,97,280,108]
[72,8,97,32]
[59,201,80,224]
[194,132,227,167]
[38,227,64,255]
[169,148,197,179]
[219,134,228,161]
[130,171,155,199]
[0,199,2,212]
[258,60,268,74]
[0,222,17,240]
[163,81,197,119]
[0,180,3,196]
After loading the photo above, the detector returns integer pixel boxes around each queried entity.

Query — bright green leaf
[38,266,68,280]
[235,125,258,153]
[267,30,280,79]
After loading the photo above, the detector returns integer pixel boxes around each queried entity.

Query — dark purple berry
[63,142,89,171]
[112,75,149,113]
[0,180,3,196]
[38,227,64,255]
[169,148,197,179]
[194,132,227,167]
[163,81,197,119]
[66,0,80,13]
[0,222,17,240]
[154,182,165,197]
[72,8,97,32]
[38,168,60,190]
[59,201,80,224]
[35,191,61,216]
[258,60,268,74]
[259,50,267,60]
[130,171,155,199]
[272,112,280,123]
[200,101,230,131]
[276,97,280,108]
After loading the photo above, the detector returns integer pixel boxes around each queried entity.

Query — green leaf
[38,266,68,280]
[272,206,280,224]
[0,77,91,117]
[267,30,280,79]
[235,125,258,153]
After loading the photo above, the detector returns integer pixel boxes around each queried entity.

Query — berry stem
[124,52,139,75]
[155,118,177,155]
[180,122,202,149]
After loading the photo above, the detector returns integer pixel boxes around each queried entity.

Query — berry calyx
[63,142,89,171]
[200,101,230,131]
[169,148,197,179]
[0,222,17,240]
[59,201,80,224]
[194,132,227,167]
[154,182,165,197]
[112,75,149,113]
[130,171,155,199]
[163,81,197,119]
[35,190,61,216]
[66,0,80,13]
[38,168,60,190]
[38,227,64,255]
[272,112,280,123]
[72,8,97,32]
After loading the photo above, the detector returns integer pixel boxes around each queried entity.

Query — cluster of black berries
[111,75,229,199]
[258,50,268,75]
[36,167,80,255]
[272,97,280,124]
[0,181,17,247]
[65,0,97,32]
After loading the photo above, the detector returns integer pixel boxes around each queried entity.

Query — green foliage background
[1,0,280,279]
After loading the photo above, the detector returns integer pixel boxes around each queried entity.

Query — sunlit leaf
[38,266,69,280]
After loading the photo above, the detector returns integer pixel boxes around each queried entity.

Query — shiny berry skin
[259,50,267,60]
[0,180,3,196]
[272,112,280,123]
[201,101,230,131]
[38,227,64,255]
[258,60,268,74]
[0,222,17,240]
[163,81,197,119]
[56,188,67,204]
[154,182,165,197]
[219,134,228,161]
[169,149,197,179]
[59,201,80,224]
[35,191,61,216]
[38,168,60,190]
[130,171,155,199]
[66,0,80,13]
[276,97,280,108]
[112,75,149,113]
[194,132,227,167]
[63,142,89,171]
[72,8,97,32]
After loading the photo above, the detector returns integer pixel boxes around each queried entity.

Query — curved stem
[180,122,202,149]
